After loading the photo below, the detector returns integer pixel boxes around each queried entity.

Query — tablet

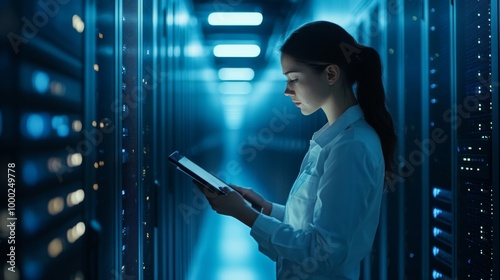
[168,151,262,211]
[168,151,227,194]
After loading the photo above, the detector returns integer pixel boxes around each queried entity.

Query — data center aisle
[186,211,275,280]
[186,153,276,280]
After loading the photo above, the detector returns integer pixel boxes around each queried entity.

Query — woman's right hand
[230,185,273,215]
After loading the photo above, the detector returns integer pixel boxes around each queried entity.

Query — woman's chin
[299,107,316,116]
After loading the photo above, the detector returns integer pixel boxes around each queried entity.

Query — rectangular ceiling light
[218,68,255,81]
[219,82,252,95]
[208,12,263,26]
[213,44,260,57]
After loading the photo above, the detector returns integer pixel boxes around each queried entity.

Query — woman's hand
[193,181,259,227]
[230,185,273,215]
[208,187,247,215]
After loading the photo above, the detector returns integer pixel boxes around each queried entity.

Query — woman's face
[280,54,331,116]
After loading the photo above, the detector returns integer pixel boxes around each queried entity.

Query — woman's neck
[322,87,358,124]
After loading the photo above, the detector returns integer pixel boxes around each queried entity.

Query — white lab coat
[250,105,385,279]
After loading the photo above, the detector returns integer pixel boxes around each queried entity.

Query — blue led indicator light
[32,71,50,94]
[22,160,39,186]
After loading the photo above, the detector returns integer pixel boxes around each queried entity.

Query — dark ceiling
[191,0,301,79]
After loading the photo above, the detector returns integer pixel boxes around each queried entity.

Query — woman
[201,21,397,279]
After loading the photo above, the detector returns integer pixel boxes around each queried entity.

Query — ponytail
[355,47,397,186]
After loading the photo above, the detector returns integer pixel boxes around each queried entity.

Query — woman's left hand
[207,187,248,217]
[194,182,259,227]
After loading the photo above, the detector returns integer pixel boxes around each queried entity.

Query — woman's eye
[288,79,298,84]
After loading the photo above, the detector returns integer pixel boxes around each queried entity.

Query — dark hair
[280,21,397,184]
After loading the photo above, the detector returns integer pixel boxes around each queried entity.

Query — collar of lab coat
[312,104,364,148]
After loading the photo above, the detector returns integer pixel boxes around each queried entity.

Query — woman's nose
[284,86,294,96]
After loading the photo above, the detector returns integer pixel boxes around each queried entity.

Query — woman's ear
[325,64,340,85]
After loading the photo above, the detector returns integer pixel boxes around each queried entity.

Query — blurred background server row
[0,0,498,279]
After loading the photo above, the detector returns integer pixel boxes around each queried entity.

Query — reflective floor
[186,211,275,280]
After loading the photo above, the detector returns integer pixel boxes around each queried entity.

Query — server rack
[455,0,497,279]
[95,0,159,278]
[423,0,499,279]
[0,1,96,279]
[366,0,499,279]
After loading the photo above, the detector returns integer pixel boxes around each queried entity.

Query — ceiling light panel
[213,44,260,57]
[218,68,255,81]
[208,12,263,26]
